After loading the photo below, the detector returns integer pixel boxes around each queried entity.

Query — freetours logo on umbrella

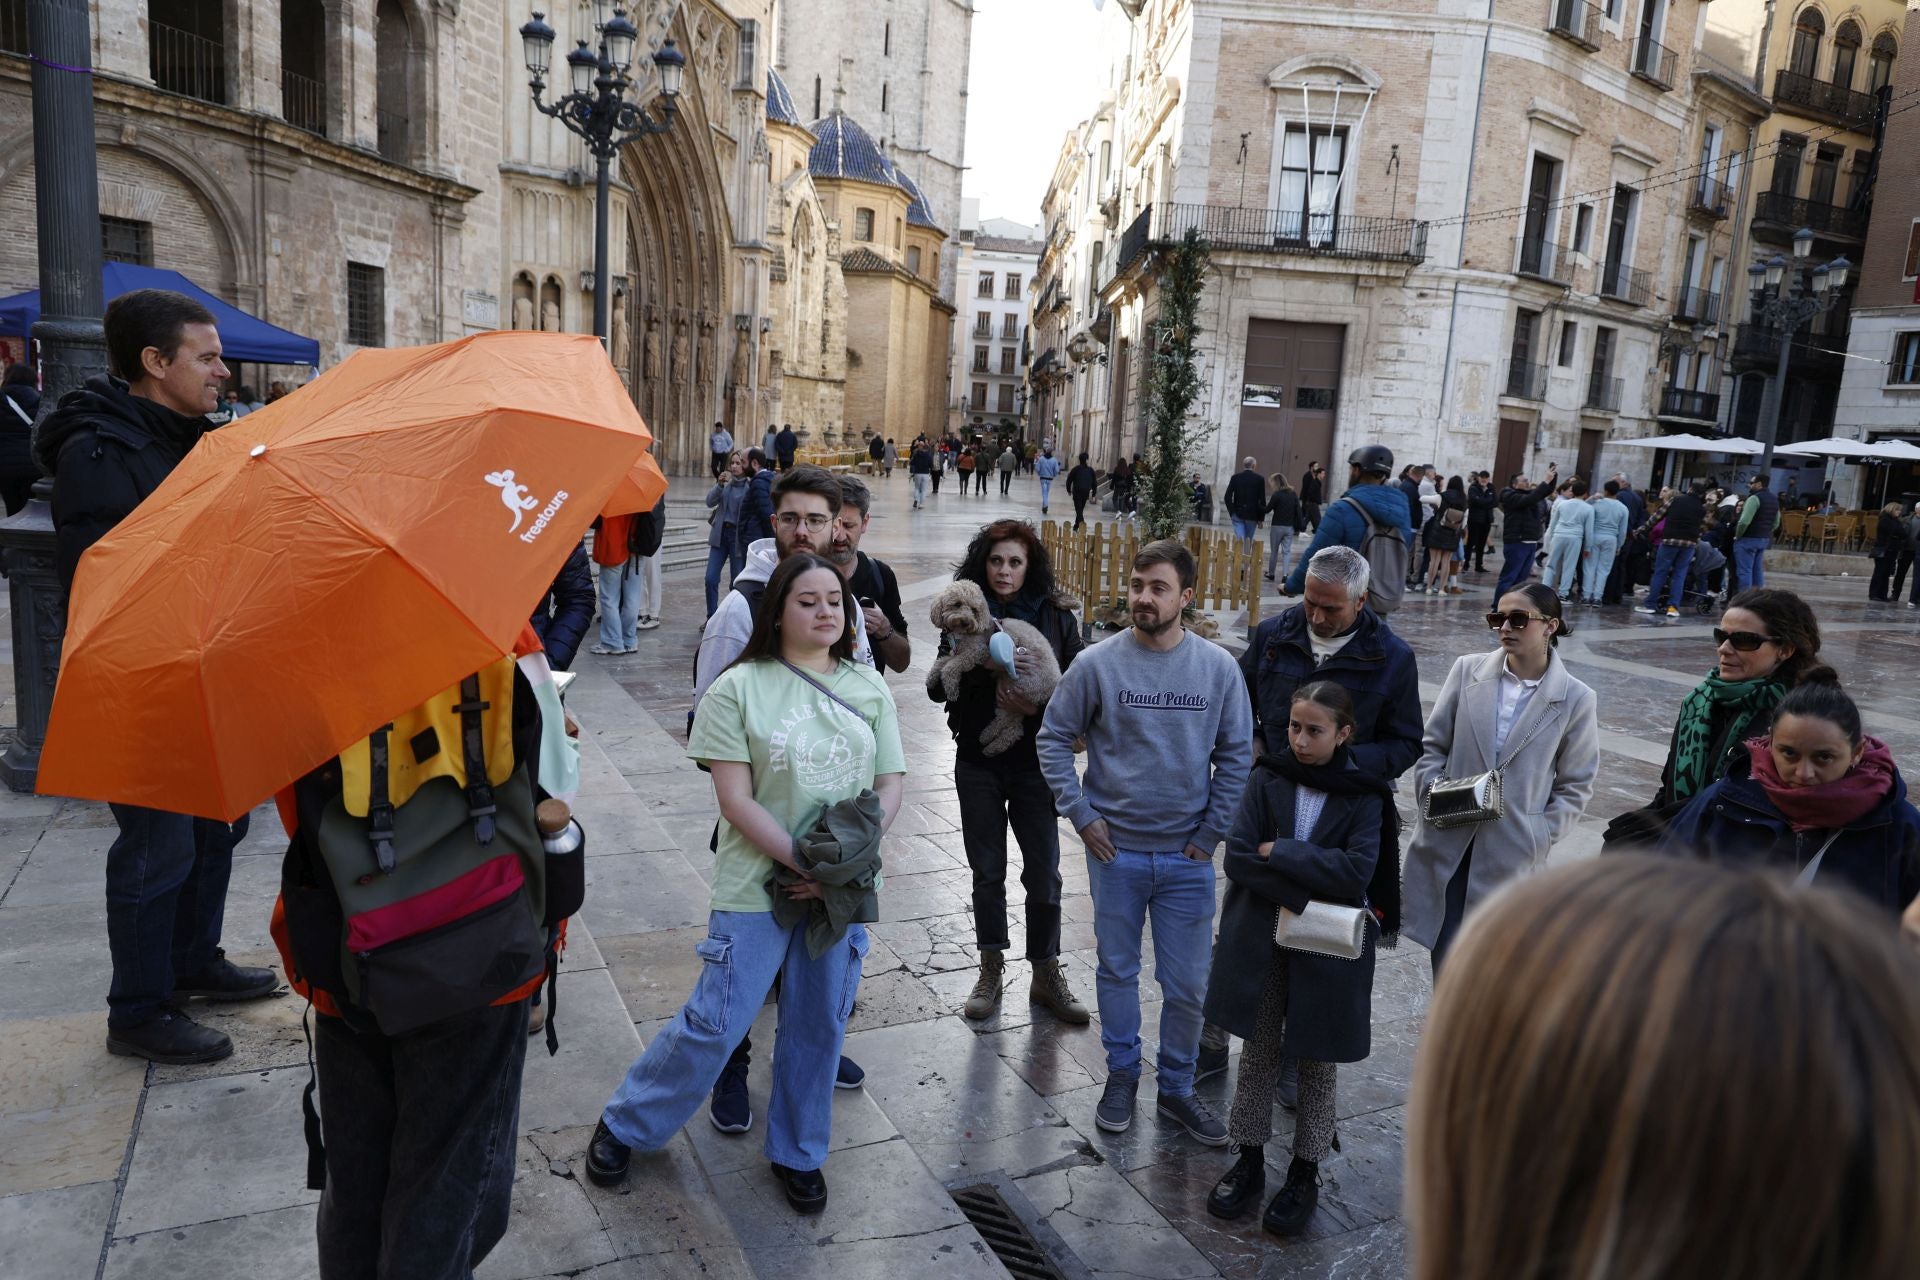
[485,469,570,543]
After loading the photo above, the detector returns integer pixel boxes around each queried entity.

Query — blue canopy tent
[0,263,320,367]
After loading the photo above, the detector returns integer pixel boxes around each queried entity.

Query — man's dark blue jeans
[105,804,249,1030]
[1494,541,1539,599]
[315,1000,529,1280]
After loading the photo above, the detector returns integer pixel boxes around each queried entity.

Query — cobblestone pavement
[2,467,1915,1279]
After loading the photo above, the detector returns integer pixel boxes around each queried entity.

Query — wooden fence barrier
[1040,520,1261,633]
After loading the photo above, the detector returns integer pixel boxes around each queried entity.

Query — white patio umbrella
[1774,437,1884,459]
[1610,433,1767,455]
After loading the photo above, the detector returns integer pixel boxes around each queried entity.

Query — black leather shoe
[106,1010,232,1064]
[585,1119,631,1187]
[1207,1144,1265,1220]
[771,1161,828,1214]
[1262,1157,1320,1237]
[173,951,281,1002]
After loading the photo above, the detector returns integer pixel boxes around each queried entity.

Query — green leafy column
[1138,228,1213,541]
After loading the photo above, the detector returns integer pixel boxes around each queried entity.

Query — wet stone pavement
[2,468,1914,1279]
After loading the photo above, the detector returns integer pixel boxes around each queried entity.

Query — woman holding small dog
[930,520,1089,1023]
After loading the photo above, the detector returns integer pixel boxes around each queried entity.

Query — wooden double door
[1235,319,1344,483]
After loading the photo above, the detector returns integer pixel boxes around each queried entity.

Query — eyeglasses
[1486,610,1551,631]
[1713,628,1778,651]
[774,513,832,531]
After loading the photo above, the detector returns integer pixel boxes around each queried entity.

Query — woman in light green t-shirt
[590,552,904,1214]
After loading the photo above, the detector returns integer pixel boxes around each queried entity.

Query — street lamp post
[1748,226,1850,477]
[518,6,685,341]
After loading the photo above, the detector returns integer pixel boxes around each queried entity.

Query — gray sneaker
[1095,1073,1139,1133]
[1157,1091,1229,1146]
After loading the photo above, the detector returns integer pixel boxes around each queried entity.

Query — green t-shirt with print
[688,658,906,912]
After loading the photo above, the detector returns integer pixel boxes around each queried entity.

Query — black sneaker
[710,1057,753,1134]
[1195,1043,1229,1084]
[1207,1144,1266,1220]
[1262,1157,1320,1237]
[771,1162,828,1214]
[834,1055,865,1090]
[172,951,280,1002]
[585,1119,631,1186]
[106,1010,232,1064]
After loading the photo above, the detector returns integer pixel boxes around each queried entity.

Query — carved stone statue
[511,295,535,331]
[697,315,718,416]
[670,318,690,425]
[642,313,663,383]
[611,300,631,371]
[729,328,751,389]
[540,300,560,332]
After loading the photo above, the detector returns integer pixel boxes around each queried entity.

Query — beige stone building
[1040,0,1782,493]
[951,214,1042,440]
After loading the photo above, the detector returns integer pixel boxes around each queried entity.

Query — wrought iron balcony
[1599,259,1653,307]
[1772,68,1881,131]
[150,20,226,105]
[1548,0,1603,52]
[1688,178,1733,220]
[1153,204,1429,263]
[1673,286,1721,326]
[1504,359,1549,401]
[1630,36,1675,91]
[284,70,327,137]
[1659,387,1720,421]
[1585,373,1624,412]
[1752,191,1867,241]
[1112,205,1154,279]
[1515,235,1575,285]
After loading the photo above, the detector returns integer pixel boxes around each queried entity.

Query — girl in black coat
[1204,682,1389,1238]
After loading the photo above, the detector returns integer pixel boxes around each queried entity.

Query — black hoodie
[36,375,209,595]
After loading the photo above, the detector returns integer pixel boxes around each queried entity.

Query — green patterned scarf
[1668,672,1788,802]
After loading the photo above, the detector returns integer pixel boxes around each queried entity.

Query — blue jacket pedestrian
[737,460,775,552]
[530,540,596,671]
[1281,481,1415,596]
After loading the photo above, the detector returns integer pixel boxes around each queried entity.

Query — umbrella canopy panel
[0,263,321,367]
[1609,433,1767,454]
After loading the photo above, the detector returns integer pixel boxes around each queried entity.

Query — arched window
[375,0,414,163]
[1831,20,1861,89]
[854,208,875,241]
[1788,8,1824,79]
[1868,33,1897,94]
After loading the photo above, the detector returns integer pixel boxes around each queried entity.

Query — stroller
[1676,541,1725,614]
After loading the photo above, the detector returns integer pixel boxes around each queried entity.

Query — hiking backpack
[627,499,667,557]
[1342,495,1410,615]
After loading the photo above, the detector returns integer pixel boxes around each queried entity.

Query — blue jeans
[1232,517,1258,543]
[1733,537,1768,589]
[105,805,249,1028]
[703,535,745,617]
[601,911,866,1171]
[596,559,644,649]
[1086,849,1216,1097]
[1647,542,1697,611]
[1584,536,1619,603]
[1543,537,1584,596]
[1266,527,1296,579]
[1494,541,1538,599]
[1038,477,1052,510]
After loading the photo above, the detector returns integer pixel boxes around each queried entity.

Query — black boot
[1262,1157,1320,1237]
[173,950,281,1002]
[1207,1144,1265,1220]
[106,1010,232,1064]
[585,1119,631,1186]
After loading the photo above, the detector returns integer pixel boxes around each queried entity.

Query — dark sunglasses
[1486,610,1551,631]
[1713,628,1778,651]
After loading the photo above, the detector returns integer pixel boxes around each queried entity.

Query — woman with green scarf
[1603,588,1824,850]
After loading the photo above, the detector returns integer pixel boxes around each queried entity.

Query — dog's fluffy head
[929,579,993,634]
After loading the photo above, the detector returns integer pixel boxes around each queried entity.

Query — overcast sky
[962,0,1111,228]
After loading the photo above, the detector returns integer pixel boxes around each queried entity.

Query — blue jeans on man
[1646,542,1697,612]
[596,558,650,650]
[105,805,249,1029]
[1495,541,1539,599]
[601,911,866,1172]
[1085,849,1215,1097]
[1733,536,1769,589]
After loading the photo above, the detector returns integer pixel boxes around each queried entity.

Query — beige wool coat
[1401,647,1600,949]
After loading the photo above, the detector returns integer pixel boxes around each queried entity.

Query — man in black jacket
[1223,456,1267,547]
[774,423,798,471]
[37,289,276,1064]
[1298,463,1324,529]
[1494,462,1558,598]
[1066,452,1098,529]
[1639,480,1709,618]
[1465,472,1496,572]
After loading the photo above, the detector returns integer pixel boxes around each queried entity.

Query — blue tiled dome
[893,166,939,230]
[807,112,900,188]
[766,69,800,126]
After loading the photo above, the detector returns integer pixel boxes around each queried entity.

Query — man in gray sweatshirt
[1037,540,1253,1144]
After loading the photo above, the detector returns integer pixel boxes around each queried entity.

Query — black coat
[1874,512,1912,558]
[1225,470,1267,521]
[1497,483,1552,543]
[1660,491,1707,542]
[531,540,595,670]
[37,375,211,595]
[1066,463,1098,498]
[1466,481,1497,526]
[1265,488,1303,531]
[929,590,1083,768]
[1204,757,1384,1062]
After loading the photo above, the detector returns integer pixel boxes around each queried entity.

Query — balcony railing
[1688,178,1733,220]
[150,20,226,105]
[1504,359,1549,401]
[1112,205,1154,280]
[1152,204,1429,263]
[1599,259,1653,306]
[1630,36,1675,90]
[1752,191,1867,241]
[1673,286,1721,325]
[284,70,327,137]
[1585,373,1624,412]
[1773,68,1881,131]
[377,110,409,163]
[1659,387,1721,421]
[1548,0,1603,51]
[1515,235,1575,285]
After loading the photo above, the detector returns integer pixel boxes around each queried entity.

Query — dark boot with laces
[1207,1144,1265,1220]
[1262,1157,1320,1237]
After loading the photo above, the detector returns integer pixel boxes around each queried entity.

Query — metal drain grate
[950,1182,1073,1280]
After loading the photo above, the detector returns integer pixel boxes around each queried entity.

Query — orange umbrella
[40,331,654,821]
[601,448,670,516]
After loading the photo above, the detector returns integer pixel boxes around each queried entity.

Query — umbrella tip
[249,444,267,458]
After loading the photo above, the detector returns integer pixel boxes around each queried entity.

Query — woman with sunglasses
[1602,588,1823,851]
[1659,675,1920,917]
[1402,584,1599,975]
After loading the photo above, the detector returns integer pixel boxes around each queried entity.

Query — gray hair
[1306,545,1370,601]
[837,474,871,518]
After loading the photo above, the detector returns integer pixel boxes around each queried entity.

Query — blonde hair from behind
[1408,856,1920,1280]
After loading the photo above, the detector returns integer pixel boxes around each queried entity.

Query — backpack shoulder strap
[1342,494,1384,531]
[366,726,397,874]
[455,675,498,845]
